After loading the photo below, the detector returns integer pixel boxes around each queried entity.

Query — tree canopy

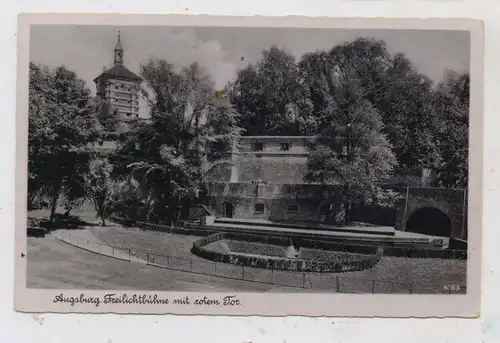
[27,36,470,225]
[28,63,99,221]
[228,46,315,136]
[117,59,242,223]
[303,56,399,224]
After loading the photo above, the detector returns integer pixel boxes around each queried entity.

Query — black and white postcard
[15,14,484,317]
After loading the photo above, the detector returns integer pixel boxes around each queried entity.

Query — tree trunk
[344,202,352,225]
[49,188,61,223]
[100,213,106,227]
[175,195,181,224]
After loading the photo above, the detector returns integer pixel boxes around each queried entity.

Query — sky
[30,25,470,118]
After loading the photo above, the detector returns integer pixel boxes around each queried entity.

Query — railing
[56,231,467,295]
[201,205,216,217]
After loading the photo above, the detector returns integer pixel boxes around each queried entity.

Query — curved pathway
[27,230,309,292]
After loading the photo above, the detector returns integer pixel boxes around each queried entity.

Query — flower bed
[299,248,363,263]
[192,232,383,273]
[226,241,288,257]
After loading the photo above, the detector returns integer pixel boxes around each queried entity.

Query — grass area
[91,225,467,294]
[26,210,467,293]
[27,235,302,292]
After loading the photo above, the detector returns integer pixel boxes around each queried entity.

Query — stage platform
[182,217,449,249]
[214,217,396,236]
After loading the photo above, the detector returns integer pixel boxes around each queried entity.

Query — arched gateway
[405,207,452,237]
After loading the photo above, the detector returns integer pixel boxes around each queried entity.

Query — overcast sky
[30,25,470,118]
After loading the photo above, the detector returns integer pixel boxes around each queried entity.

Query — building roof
[94,64,142,83]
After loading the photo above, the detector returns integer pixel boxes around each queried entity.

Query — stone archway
[406,207,452,237]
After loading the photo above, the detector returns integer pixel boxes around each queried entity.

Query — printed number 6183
[443,285,460,291]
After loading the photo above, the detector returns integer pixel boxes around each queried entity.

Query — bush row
[27,226,46,238]
[383,246,468,260]
[226,241,288,257]
[191,232,384,273]
[110,216,216,236]
[300,238,467,260]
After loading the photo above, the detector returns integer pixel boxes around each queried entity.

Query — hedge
[27,226,46,238]
[191,232,383,273]
[110,216,215,237]
[383,246,468,260]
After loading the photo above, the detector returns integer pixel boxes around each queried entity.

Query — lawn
[26,209,467,294]
[91,225,467,294]
[27,235,304,292]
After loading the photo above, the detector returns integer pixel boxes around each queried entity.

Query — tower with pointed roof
[94,30,142,124]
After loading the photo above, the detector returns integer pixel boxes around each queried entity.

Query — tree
[299,38,392,132]
[118,59,242,223]
[369,53,441,176]
[300,38,442,178]
[91,96,120,133]
[84,158,116,226]
[304,57,398,224]
[433,72,469,188]
[229,46,315,136]
[28,63,98,221]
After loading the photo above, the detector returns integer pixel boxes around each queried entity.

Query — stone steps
[182,222,447,249]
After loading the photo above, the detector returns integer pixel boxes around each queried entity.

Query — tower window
[280,142,290,151]
[254,203,264,214]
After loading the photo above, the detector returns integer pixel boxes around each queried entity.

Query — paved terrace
[195,218,449,248]
[215,217,396,235]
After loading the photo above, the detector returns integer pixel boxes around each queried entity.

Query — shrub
[192,232,383,273]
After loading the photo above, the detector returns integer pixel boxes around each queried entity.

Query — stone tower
[93,30,142,123]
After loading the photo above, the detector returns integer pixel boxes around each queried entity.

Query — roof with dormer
[93,64,142,83]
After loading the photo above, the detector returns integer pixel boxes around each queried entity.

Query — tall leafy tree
[433,71,469,188]
[84,158,115,226]
[299,38,392,132]
[91,96,120,134]
[119,59,241,223]
[229,46,315,136]
[369,53,441,176]
[305,58,398,224]
[28,63,98,221]
[300,38,441,180]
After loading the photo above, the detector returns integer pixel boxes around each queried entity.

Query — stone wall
[208,196,328,222]
[207,183,344,223]
[206,182,469,239]
[394,187,468,240]
[235,156,308,184]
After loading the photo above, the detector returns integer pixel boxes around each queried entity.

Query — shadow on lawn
[28,213,101,233]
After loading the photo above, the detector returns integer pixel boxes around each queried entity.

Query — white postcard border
[15,14,484,317]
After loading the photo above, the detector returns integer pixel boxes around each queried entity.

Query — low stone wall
[191,232,383,273]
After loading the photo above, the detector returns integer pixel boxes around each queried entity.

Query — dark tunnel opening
[406,207,452,237]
